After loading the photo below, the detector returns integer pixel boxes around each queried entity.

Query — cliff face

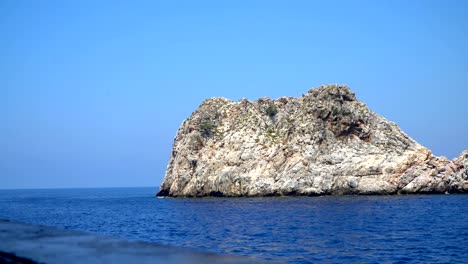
[158,85,468,197]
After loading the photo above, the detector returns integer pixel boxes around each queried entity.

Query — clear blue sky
[1,0,467,189]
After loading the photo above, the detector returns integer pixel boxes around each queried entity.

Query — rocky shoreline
[158,85,467,197]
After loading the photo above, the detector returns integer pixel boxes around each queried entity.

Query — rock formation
[157,85,468,197]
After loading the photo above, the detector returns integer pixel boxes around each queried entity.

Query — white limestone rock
[157,85,468,197]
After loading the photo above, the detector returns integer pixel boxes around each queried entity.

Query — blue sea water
[0,187,467,263]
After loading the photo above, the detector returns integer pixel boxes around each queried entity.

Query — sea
[0,187,466,263]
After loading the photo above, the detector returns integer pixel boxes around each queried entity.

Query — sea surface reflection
[0,188,467,263]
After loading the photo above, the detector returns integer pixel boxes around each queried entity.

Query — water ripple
[0,188,467,263]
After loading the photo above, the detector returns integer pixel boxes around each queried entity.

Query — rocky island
[157,85,467,197]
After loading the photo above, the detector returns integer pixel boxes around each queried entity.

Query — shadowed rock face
[158,85,468,197]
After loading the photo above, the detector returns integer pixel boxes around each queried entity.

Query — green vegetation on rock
[266,105,278,117]
[199,121,216,137]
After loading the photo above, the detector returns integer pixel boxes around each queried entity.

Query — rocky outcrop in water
[157,85,468,197]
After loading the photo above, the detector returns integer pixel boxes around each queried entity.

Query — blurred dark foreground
[0,219,261,264]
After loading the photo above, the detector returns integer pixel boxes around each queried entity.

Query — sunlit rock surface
[158,85,468,197]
